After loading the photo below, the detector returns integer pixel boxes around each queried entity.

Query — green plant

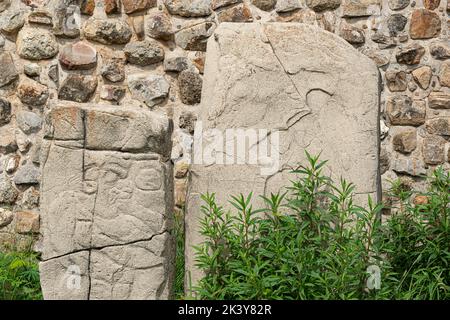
[380,166,450,299]
[193,152,450,300]
[174,208,186,299]
[0,249,42,300]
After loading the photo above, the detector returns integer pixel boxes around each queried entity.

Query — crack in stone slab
[40,230,170,262]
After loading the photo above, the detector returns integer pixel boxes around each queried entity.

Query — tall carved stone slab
[186,23,380,286]
[39,104,174,300]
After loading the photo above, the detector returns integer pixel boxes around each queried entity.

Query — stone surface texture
[39,104,174,300]
[186,22,380,286]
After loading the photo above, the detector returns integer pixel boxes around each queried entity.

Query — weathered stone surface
[83,18,132,45]
[423,0,440,10]
[275,0,302,12]
[53,4,81,38]
[423,135,445,165]
[0,10,25,34]
[0,0,10,13]
[186,23,380,286]
[175,22,215,51]
[412,66,432,90]
[19,186,40,209]
[387,14,407,36]
[59,42,97,70]
[17,78,49,106]
[15,130,31,153]
[212,0,241,10]
[45,105,172,154]
[104,0,120,14]
[16,111,42,134]
[81,0,120,15]
[14,164,40,185]
[0,52,19,87]
[386,70,407,92]
[392,156,426,176]
[426,118,450,136]
[21,0,46,7]
[5,154,19,174]
[39,251,90,300]
[191,52,206,73]
[430,41,450,60]
[386,96,426,126]
[28,10,53,25]
[80,0,95,15]
[178,70,202,105]
[410,9,441,39]
[179,111,197,134]
[428,92,450,109]
[0,208,13,228]
[174,160,189,178]
[440,61,450,87]
[15,211,40,234]
[164,56,190,72]
[39,104,173,299]
[396,43,425,65]
[0,126,17,154]
[388,0,409,10]
[342,0,380,17]
[0,173,18,204]
[392,128,417,154]
[123,0,156,14]
[24,63,42,77]
[58,75,98,103]
[124,40,165,66]
[306,0,340,12]
[131,15,145,40]
[174,178,186,207]
[251,0,276,11]
[146,12,173,40]
[89,234,173,299]
[0,98,11,125]
[340,23,365,44]
[101,50,126,83]
[17,28,59,60]
[216,3,253,23]
[100,85,126,103]
[48,64,59,85]
[128,74,170,107]
[165,0,212,17]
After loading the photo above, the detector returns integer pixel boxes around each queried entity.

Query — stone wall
[0,0,449,250]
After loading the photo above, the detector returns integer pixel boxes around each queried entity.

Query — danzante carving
[39,104,174,300]
[185,23,381,287]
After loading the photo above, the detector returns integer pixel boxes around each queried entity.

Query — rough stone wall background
[0,0,449,249]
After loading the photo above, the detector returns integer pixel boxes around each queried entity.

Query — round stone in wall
[59,41,98,70]
[17,28,59,60]
[124,40,165,66]
[0,98,11,126]
[83,18,132,45]
[252,0,277,11]
[17,78,49,106]
[58,74,98,103]
[305,0,340,12]
[164,0,212,17]
[178,70,202,105]
[16,111,42,135]
[128,73,170,107]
